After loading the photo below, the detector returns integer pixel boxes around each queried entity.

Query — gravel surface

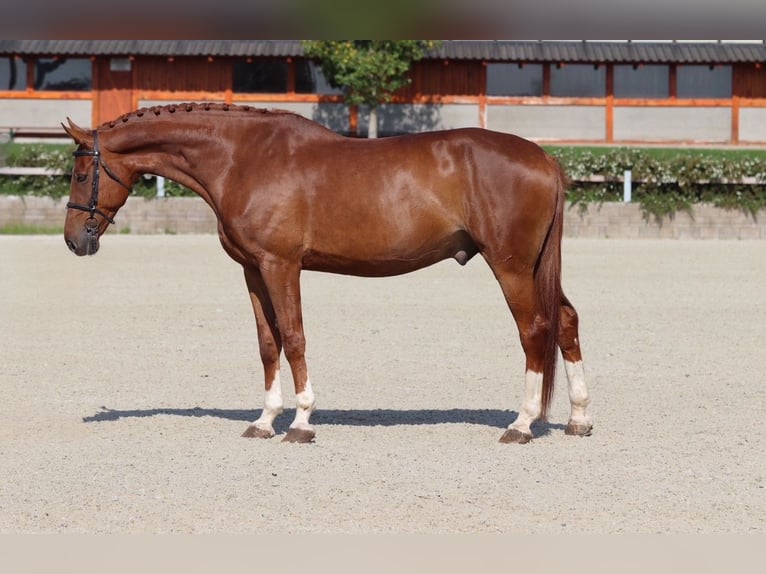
[1,235,764,533]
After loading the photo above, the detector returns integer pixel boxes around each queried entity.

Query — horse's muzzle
[65,228,100,256]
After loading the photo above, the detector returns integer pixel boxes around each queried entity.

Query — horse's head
[62,118,134,256]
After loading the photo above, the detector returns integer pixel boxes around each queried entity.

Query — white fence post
[156,176,165,198]
[623,170,632,203]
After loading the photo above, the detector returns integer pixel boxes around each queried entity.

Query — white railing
[0,167,65,176]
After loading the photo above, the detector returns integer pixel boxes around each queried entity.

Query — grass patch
[0,223,64,235]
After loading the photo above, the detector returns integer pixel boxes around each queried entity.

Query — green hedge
[547,147,766,220]
[3,143,766,220]
[0,144,73,198]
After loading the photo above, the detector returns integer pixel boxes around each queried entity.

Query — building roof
[0,40,303,58]
[1,40,765,64]
[439,41,766,63]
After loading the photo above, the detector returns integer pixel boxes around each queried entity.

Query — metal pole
[623,170,632,203]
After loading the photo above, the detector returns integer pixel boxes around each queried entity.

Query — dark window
[295,60,342,95]
[677,65,732,98]
[614,65,669,98]
[550,64,606,97]
[487,63,543,96]
[0,57,26,91]
[233,60,288,93]
[35,58,91,91]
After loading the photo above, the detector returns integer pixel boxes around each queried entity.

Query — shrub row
[548,147,766,220]
[2,143,766,220]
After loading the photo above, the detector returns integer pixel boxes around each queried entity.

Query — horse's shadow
[82,406,566,436]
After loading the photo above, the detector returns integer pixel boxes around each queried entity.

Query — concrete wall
[139,99,350,134]
[613,107,731,142]
[363,104,480,136]
[154,102,483,137]
[211,102,480,136]
[22,98,757,145]
[3,196,764,239]
[1,95,763,145]
[738,107,766,143]
[284,102,349,134]
[564,203,765,239]
[487,105,606,140]
[481,104,747,144]
[0,99,91,131]
[0,196,218,235]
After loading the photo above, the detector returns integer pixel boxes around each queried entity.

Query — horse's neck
[105,113,325,209]
[107,121,207,168]
[105,119,236,207]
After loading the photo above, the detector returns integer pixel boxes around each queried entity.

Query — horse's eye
[75,173,88,183]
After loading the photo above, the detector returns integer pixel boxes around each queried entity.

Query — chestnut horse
[62,103,592,444]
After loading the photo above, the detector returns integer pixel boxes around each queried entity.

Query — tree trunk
[368,106,378,139]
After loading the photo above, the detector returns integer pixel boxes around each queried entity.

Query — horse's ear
[61,118,92,146]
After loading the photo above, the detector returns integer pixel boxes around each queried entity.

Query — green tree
[302,40,438,138]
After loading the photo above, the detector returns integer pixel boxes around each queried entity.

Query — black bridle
[67,130,132,226]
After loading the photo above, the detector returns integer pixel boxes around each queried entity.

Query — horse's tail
[535,157,567,421]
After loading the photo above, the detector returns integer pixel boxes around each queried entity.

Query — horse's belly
[302,230,478,277]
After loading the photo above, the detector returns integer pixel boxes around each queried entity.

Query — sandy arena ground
[1,234,764,533]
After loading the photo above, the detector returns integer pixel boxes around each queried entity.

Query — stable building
[1,40,765,145]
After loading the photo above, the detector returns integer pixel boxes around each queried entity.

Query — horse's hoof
[565,422,593,437]
[282,427,316,444]
[499,428,533,444]
[242,424,275,439]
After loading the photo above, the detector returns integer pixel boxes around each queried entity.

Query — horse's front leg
[259,260,316,444]
[241,266,284,439]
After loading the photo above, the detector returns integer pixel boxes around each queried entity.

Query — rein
[67,130,132,226]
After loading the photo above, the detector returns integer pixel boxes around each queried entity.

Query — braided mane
[99,102,299,129]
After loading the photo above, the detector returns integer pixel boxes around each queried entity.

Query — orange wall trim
[0,92,91,100]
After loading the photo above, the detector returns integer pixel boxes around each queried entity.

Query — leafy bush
[131,175,195,198]
[548,147,766,220]
[0,144,73,198]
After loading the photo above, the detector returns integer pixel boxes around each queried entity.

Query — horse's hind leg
[491,264,550,444]
[241,266,284,439]
[559,294,592,437]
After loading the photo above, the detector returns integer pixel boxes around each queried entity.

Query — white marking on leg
[564,360,591,427]
[290,378,315,431]
[252,370,284,435]
[508,370,543,436]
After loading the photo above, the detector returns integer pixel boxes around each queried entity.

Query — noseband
[67,130,132,226]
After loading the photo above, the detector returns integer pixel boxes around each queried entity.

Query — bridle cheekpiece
[67,129,132,226]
